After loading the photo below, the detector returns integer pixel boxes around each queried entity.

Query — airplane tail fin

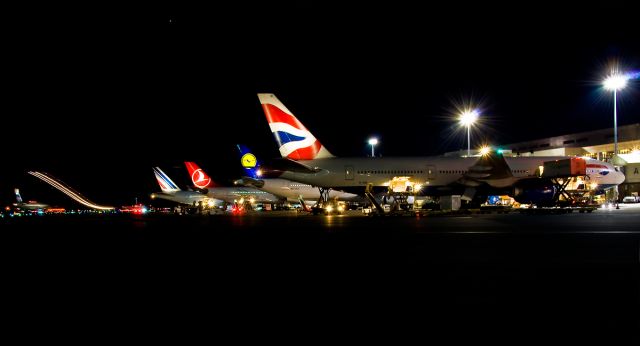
[258,93,334,160]
[14,188,23,203]
[236,144,262,179]
[153,167,181,193]
[184,162,216,189]
[298,196,311,212]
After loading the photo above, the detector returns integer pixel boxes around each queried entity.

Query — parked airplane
[234,144,361,205]
[257,93,625,205]
[13,188,49,210]
[150,167,215,206]
[184,162,280,204]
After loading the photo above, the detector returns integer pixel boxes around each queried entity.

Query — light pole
[459,109,479,157]
[368,138,378,157]
[603,73,628,156]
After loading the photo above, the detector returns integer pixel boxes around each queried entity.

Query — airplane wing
[457,151,518,188]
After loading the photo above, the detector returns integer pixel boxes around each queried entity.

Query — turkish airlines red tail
[184,162,217,189]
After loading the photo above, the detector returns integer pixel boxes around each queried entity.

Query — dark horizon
[2,3,639,206]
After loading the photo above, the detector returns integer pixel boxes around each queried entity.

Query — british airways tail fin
[153,167,181,193]
[258,93,334,160]
[184,162,217,189]
[14,188,23,203]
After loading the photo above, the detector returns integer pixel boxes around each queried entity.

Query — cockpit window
[614,167,620,172]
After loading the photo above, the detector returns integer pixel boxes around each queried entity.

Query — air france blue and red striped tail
[153,167,181,193]
[258,93,334,161]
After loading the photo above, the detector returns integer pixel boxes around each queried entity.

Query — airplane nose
[616,171,626,185]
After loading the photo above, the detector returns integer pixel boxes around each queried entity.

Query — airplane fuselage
[13,202,49,210]
[151,191,214,205]
[257,178,360,202]
[204,186,280,203]
[274,156,624,193]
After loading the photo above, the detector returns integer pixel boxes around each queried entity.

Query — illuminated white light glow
[256,169,263,177]
[459,109,480,157]
[28,171,114,210]
[618,148,640,164]
[603,74,628,91]
[249,197,255,204]
[207,199,215,208]
[459,109,479,126]
[479,146,491,156]
[368,138,379,157]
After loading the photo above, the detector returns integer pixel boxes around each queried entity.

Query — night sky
[2,2,639,207]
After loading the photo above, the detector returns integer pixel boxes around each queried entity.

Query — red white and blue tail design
[258,93,334,160]
[153,167,181,193]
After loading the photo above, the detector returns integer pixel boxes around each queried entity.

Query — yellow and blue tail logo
[258,93,334,160]
[237,144,261,179]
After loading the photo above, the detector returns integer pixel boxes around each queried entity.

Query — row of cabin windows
[439,170,468,174]
[357,170,424,175]
[357,169,533,175]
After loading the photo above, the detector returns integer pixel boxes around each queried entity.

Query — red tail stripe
[286,140,322,160]
[262,104,308,131]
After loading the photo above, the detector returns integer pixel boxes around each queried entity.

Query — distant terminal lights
[119,204,147,214]
[444,148,512,157]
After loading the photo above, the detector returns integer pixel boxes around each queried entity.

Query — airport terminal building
[445,123,640,198]
[499,123,640,198]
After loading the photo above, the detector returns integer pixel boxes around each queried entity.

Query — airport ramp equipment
[365,183,385,214]
[28,171,114,210]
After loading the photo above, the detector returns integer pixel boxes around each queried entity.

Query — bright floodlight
[459,109,480,157]
[459,109,479,126]
[603,74,628,91]
[368,137,378,157]
[479,146,491,156]
[604,72,630,156]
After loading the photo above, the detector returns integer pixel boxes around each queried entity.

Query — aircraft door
[345,165,354,180]
[426,165,436,180]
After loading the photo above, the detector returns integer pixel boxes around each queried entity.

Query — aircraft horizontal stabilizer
[260,158,323,174]
[234,177,265,188]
